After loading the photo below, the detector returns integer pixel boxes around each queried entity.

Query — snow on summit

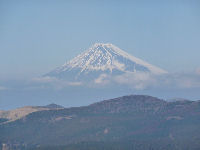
[46,43,167,82]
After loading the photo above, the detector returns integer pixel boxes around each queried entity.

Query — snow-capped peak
[62,43,167,74]
[46,43,167,81]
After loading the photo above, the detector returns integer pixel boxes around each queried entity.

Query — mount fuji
[45,43,167,84]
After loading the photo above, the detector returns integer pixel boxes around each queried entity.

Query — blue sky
[0,0,200,79]
[0,0,200,109]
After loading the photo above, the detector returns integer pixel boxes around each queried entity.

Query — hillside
[0,104,64,124]
[0,95,200,150]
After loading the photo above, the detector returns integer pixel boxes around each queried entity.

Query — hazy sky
[1,0,200,79]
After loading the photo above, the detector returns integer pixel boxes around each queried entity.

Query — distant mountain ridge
[43,103,64,109]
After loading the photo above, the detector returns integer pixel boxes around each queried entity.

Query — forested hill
[0,95,200,150]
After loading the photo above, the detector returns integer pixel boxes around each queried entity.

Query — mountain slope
[0,95,200,150]
[46,43,167,82]
[0,104,64,124]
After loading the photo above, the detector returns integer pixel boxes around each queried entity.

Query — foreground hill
[0,104,64,124]
[0,95,200,150]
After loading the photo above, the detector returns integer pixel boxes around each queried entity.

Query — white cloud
[32,76,58,83]
[113,72,158,90]
[196,68,200,75]
[31,76,82,90]
[95,70,200,90]
[67,82,82,86]
[0,86,8,90]
[166,72,200,89]
[30,70,200,90]
[94,74,110,85]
